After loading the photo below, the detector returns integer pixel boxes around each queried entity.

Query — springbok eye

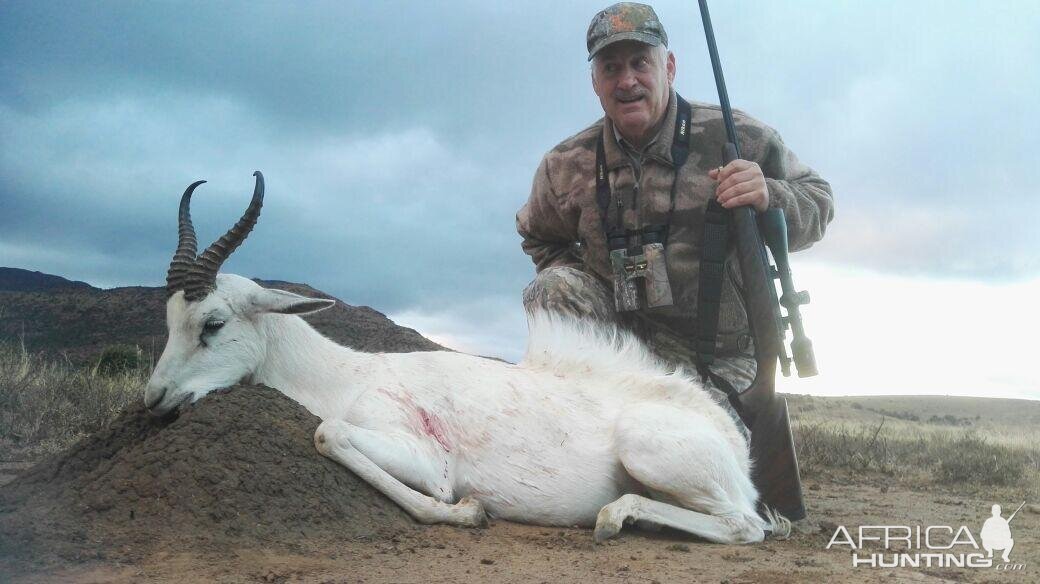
[203,320,225,335]
[199,319,225,347]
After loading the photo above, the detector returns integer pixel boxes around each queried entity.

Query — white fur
[145,273,789,543]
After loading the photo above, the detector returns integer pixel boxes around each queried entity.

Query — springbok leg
[314,419,486,527]
[595,403,787,543]
[595,494,766,544]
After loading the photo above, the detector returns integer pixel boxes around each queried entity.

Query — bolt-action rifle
[698,0,817,521]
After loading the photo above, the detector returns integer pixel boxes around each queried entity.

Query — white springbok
[144,173,790,543]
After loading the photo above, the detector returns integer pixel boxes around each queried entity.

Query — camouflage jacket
[516,90,834,347]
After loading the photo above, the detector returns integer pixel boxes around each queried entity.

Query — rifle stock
[732,203,806,521]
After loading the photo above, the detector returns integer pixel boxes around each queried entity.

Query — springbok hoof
[594,522,622,543]
[594,508,624,543]
[313,429,332,455]
[455,496,488,528]
[314,420,349,456]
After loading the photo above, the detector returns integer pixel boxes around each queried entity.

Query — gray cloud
[2,1,1038,358]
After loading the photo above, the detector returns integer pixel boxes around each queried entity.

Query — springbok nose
[144,385,167,410]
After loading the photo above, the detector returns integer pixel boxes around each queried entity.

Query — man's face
[592,40,675,147]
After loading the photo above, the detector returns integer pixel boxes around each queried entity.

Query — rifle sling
[699,365,748,423]
[696,196,731,366]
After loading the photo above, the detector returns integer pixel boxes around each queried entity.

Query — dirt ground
[1,387,1036,583]
[4,477,1037,584]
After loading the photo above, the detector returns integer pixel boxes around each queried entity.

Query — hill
[0,267,445,365]
[0,267,93,292]
[786,393,1040,447]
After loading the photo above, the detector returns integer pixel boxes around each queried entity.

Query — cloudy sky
[2,1,1037,399]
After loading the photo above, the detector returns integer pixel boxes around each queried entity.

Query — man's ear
[666,50,676,85]
[250,288,336,315]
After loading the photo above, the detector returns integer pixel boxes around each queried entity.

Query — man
[516,2,834,437]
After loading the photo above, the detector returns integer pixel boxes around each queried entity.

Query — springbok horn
[165,180,206,296]
[183,171,265,301]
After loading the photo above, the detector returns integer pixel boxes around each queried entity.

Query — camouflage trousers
[522,266,753,442]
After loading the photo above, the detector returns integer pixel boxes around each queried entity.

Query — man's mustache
[613,89,647,101]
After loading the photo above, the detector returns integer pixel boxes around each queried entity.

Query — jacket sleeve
[516,155,582,272]
[756,127,835,252]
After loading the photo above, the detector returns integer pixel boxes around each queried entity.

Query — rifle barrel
[697,0,740,157]
[1007,501,1027,523]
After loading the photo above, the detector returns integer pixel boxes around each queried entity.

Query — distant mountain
[0,267,445,365]
[0,268,94,292]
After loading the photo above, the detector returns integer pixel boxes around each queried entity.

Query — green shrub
[95,344,143,376]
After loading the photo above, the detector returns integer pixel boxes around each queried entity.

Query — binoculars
[608,225,674,312]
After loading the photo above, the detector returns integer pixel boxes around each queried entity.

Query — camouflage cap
[586,2,668,61]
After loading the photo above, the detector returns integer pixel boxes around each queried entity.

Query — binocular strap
[595,97,732,368]
[595,95,695,242]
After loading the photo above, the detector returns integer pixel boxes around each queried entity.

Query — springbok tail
[762,506,792,540]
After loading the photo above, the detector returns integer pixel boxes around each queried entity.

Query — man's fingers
[721,193,751,209]
[711,160,768,211]
[720,191,761,210]
[719,182,770,211]
[712,160,762,194]
[717,180,758,204]
[716,159,755,181]
[716,168,760,193]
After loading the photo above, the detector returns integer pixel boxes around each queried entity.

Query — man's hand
[708,160,769,212]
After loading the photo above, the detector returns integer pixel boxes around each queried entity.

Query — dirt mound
[0,385,417,567]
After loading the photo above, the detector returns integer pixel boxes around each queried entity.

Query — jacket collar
[601,88,679,170]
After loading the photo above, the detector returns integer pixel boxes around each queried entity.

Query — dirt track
[1,386,1036,583]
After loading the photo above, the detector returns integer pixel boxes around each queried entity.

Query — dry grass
[0,341,146,458]
[793,419,1040,498]
[788,392,1040,498]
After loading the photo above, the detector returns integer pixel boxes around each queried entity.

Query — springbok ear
[250,288,336,315]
